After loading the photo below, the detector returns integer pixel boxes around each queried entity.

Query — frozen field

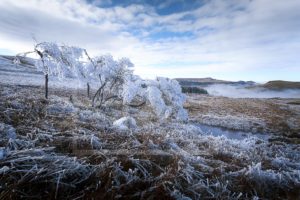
[0,56,300,199]
[0,56,87,89]
[187,94,300,139]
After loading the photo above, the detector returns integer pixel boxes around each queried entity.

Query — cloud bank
[0,0,299,81]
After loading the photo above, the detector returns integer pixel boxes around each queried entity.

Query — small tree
[16,42,86,99]
[77,49,95,98]
[14,41,188,121]
[87,55,134,107]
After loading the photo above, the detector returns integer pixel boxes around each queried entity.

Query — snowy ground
[0,55,89,89]
[0,56,300,199]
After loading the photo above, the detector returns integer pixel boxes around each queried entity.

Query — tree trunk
[45,74,48,99]
[87,83,90,98]
[92,82,106,107]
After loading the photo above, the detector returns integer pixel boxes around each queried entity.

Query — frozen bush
[88,55,134,107]
[123,77,188,121]
[147,86,167,117]
[122,76,143,104]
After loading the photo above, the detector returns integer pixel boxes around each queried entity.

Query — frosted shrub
[123,77,189,121]
[122,76,145,105]
[88,55,134,107]
[147,86,167,117]
[156,77,188,121]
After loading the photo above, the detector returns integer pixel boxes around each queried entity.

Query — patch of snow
[0,123,17,140]
[113,116,137,130]
[123,77,189,121]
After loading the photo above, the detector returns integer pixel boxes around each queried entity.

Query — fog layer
[204,84,300,98]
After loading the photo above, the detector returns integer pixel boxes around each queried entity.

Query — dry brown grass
[186,94,300,139]
[0,84,299,199]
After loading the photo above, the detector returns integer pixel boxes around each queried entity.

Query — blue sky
[0,0,299,82]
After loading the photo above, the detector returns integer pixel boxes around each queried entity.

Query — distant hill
[176,77,300,91]
[176,77,230,83]
[261,81,300,90]
[176,77,256,87]
[1,55,35,67]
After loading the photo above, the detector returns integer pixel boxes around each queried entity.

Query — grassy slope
[262,80,300,90]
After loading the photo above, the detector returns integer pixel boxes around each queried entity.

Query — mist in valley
[203,84,300,98]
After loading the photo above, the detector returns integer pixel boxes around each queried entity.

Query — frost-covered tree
[15,41,188,121]
[87,55,134,107]
[77,49,95,98]
[16,42,134,102]
[16,42,86,98]
[34,42,87,98]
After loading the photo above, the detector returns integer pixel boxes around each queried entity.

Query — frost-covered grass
[0,84,300,199]
[186,94,300,138]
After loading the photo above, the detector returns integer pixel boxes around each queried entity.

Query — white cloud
[0,0,299,81]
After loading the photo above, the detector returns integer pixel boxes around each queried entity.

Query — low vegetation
[0,42,299,199]
[186,94,300,140]
[0,84,299,199]
[181,86,209,94]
